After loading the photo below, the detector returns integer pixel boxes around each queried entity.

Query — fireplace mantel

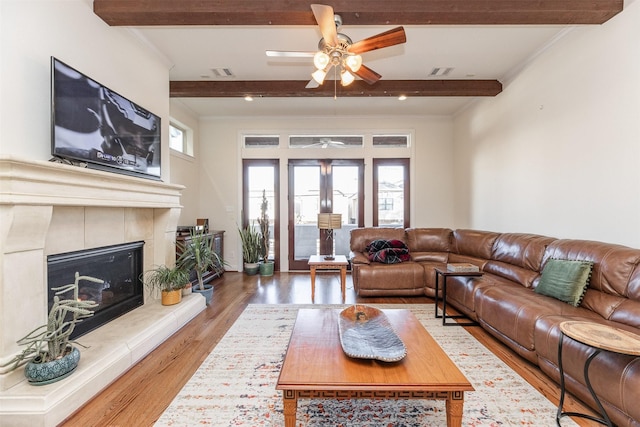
[0,156,205,427]
[0,155,184,208]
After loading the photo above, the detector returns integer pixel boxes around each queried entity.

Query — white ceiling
[133,24,570,117]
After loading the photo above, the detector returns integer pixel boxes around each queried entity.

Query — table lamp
[317,213,342,260]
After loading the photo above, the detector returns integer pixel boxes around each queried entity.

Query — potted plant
[1,272,101,385]
[238,222,261,275]
[257,190,274,276]
[176,229,224,305]
[142,264,189,306]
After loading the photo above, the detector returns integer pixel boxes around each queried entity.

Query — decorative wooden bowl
[338,305,407,362]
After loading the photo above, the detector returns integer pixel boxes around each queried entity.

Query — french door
[288,159,364,270]
[242,159,279,270]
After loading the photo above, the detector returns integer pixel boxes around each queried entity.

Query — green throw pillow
[535,259,593,307]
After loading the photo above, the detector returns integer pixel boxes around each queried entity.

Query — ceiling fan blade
[266,50,315,58]
[305,79,320,89]
[311,4,338,46]
[348,26,407,54]
[353,64,382,85]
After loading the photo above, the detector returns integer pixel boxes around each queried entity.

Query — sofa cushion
[483,260,540,288]
[535,259,593,306]
[476,285,561,363]
[543,239,640,299]
[490,233,556,271]
[452,229,500,259]
[405,228,452,252]
[352,261,425,296]
[411,252,448,263]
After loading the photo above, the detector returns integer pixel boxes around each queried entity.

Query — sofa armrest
[350,251,370,265]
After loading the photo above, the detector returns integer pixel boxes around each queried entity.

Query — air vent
[429,67,454,77]
[211,68,235,78]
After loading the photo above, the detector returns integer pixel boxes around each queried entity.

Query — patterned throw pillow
[535,259,593,307]
[366,239,410,264]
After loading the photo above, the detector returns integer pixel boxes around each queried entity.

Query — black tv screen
[51,57,161,180]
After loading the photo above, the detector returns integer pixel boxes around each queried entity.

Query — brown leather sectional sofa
[350,227,640,427]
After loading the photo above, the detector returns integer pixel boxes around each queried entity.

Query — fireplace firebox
[47,241,144,339]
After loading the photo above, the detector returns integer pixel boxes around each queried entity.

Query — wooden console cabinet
[176,229,225,286]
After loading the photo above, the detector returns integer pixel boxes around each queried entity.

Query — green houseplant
[238,221,261,275]
[142,264,189,306]
[1,272,101,385]
[176,229,224,305]
[257,190,274,276]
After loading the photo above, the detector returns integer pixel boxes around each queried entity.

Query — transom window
[373,135,410,148]
[244,135,280,148]
[289,135,363,149]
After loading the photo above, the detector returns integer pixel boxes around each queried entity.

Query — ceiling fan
[266,4,407,88]
[304,137,345,149]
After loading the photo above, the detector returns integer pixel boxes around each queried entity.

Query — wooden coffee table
[276,308,474,426]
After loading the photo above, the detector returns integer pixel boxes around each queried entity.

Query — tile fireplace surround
[0,156,206,427]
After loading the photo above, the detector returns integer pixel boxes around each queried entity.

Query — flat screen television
[51,57,161,180]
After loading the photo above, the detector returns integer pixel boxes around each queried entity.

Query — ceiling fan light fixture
[340,70,355,86]
[313,51,330,70]
[345,54,362,72]
[311,68,328,85]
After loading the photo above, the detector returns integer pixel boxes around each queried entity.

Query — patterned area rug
[156,304,577,426]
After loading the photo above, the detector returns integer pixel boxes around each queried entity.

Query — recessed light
[244,95,254,101]
[398,95,407,101]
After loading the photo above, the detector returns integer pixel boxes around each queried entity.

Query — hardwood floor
[62,272,599,426]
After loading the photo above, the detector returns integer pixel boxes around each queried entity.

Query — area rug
[156,304,577,426]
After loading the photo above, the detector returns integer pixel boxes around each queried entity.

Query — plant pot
[259,261,274,276]
[181,282,193,296]
[24,346,80,385]
[193,284,214,305]
[244,262,260,276]
[161,289,182,306]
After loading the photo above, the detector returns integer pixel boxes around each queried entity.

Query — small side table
[308,255,348,302]
[556,321,640,426]
[434,267,482,326]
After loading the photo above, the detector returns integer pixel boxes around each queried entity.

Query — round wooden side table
[556,320,640,426]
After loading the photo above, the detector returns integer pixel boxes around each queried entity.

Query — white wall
[194,116,455,270]
[169,100,200,224]
[0,0,171,180]
[453,1,640,248]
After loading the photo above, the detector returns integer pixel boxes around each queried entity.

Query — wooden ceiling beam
[169,80,502,98]
[94,0,623,26]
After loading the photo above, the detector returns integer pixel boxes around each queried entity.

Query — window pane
[332,165,359,257]
[373,135,409,147]
[377,165,404,226]
[247,167,275,259]
[293,166,320,259]
[289,135,363,148]
[169,124,184,152]
[244,135,279,148]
